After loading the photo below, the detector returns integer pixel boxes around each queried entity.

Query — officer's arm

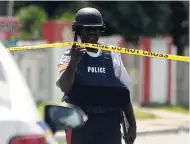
[56,50,77,92]
[123,101,136,127]
[118,54,137,128]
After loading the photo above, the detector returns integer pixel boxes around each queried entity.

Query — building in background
[0,17,19,47]
[14,40,50,103]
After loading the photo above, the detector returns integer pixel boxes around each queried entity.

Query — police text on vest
[87,67,106,73]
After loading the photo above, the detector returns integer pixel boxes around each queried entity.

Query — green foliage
[91,2,172,41]
[13,1,189,54]
[145,104,189,114]
[56,12,75,22]
[15,5,48,39]
[90,1,188,54]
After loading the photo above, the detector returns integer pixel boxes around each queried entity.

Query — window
[0,61,6,82]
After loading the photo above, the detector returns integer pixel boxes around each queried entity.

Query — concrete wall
[176,47,189,108]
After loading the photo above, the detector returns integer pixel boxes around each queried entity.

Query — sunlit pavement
[54,130,189,144]
[123,131,189,144]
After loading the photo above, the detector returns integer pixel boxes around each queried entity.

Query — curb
[137,127,189,136]
[53,128,189,144]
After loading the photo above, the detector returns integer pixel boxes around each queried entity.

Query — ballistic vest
[67,50,130,108]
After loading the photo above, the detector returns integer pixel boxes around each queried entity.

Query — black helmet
[72,7,105,32]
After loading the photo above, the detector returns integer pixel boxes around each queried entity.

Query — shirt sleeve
[117,53,132,91]
[56,49,71,87]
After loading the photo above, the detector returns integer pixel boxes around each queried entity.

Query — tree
[15,5,48,39]
[90,2,172,41]
[167,1,189,55]
[13,1,189,54]
[56,12,75,22]
[89,1,189,54]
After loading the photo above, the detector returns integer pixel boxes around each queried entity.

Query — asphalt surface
[127,131,189,144]
[55,131,189,144]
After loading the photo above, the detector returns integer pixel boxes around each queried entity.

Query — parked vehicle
[0,42,85,144]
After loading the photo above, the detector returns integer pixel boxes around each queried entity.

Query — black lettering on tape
[124,49,130,52]
[136,50,140,53]
[104,45,109,49]
[129,49,137,53]
[149,53,166,58]
[111,46,122,51]
[142,52,169,59]
[98,44,102,48]
[99,45,108,49]
[159,54,164,57]
[143,51,148,55]
[117,47,122,51]
[150,53,159,57]
[164,55,168,58]
[124,49,132,53]
[141,51,169,59]
[111,46,117,50]
[105,45,109,49]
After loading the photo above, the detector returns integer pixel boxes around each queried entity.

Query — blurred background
[0,1,189,144]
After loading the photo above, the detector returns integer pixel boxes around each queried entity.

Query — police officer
[56,7,137,144]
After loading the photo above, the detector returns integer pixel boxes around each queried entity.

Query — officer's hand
[70,43,87,63]
[127,126,136,144]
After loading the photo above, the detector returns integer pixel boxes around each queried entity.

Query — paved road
[126,131,189,144]
[55,131,189,144]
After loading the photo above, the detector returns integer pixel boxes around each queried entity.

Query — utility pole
[7,1,14,16]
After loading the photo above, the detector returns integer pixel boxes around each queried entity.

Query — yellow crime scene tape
[6,42,190,62]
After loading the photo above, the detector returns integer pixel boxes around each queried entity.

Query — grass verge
[134,106,157,120]
[134,110,157,120]
[156,105,189,114]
